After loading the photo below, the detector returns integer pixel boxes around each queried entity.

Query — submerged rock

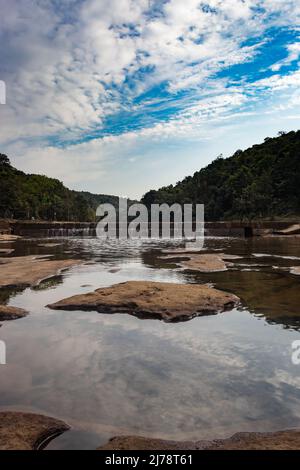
[0,411,70,450]
[48,280,239,322]
[160,253,241,272]
[0,249,14,255]
[0,305,28,321]
[98,429,300,450]
[0,256,82,289]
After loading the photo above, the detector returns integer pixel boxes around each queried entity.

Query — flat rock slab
[160,253,241,272]
[161,248,206,254]
[98,429,300,450]
[290,266,300,275]
[0,411,70,450]
[48,280,239,322]
[0,256,81,288]
[275,224,300,235]
[0,305,28,321]
[37,243,63,248]
[0,249,14,254]
[0,235,21,242]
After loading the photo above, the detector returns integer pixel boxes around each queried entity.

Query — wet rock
[0,411,70,450]
[0,249,14,254]
[180,254,228,272]
[0,235,21,242]
[274,224,300,236]
[161,248,205,254]
[37,243,63,248]
[160,253,241,272]
[48,280,239,322]
[98,429,300,450]
[290,266,300,275]
[0,305,28,321]
[98,435,194,450]
[0,256,82,288]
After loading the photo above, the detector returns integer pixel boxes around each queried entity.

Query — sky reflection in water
[0,236,300,449]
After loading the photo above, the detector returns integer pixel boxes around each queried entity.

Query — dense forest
[142,130,300,221]
[1,130,299,222]
[0,154,120,221]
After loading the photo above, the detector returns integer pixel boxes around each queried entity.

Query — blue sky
[0,0,300,198]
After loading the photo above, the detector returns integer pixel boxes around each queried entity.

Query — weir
[8,221,96,237]
[5,219,300,238]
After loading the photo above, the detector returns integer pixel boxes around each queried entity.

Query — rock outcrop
[0,234,21,242]
[98,429,300,450]
[274,224,300,235]
[0,256,81,289]
[48,280,239,322]
[290,266,300,275]
[0,411,69,450]
[0,305,28,321]
[160,253,241,272]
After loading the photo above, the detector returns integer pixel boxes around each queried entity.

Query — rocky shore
[48,280,240,322]
[0,256,82,289]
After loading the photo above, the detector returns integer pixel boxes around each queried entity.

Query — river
[0,235,300,449]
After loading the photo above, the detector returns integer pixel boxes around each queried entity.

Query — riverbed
[0,235,300,449]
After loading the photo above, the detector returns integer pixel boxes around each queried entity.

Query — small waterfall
[35,224,96,238]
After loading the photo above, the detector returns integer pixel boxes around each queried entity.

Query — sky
[0,0,300,199]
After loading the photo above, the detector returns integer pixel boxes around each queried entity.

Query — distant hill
[75,191,121,211]
[0,154,126,221]
[142,130,300,221]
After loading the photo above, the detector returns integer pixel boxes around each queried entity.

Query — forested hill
[142,130,300,221]
[0,154,121,221]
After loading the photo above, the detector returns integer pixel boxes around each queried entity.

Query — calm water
[0,236,300,449]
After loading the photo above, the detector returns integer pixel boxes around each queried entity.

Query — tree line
[0,154,120,221]
[142,130,300,221]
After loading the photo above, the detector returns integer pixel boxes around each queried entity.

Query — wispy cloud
[0,0,300,196]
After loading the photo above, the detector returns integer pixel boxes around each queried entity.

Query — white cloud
[0,0,300,197]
